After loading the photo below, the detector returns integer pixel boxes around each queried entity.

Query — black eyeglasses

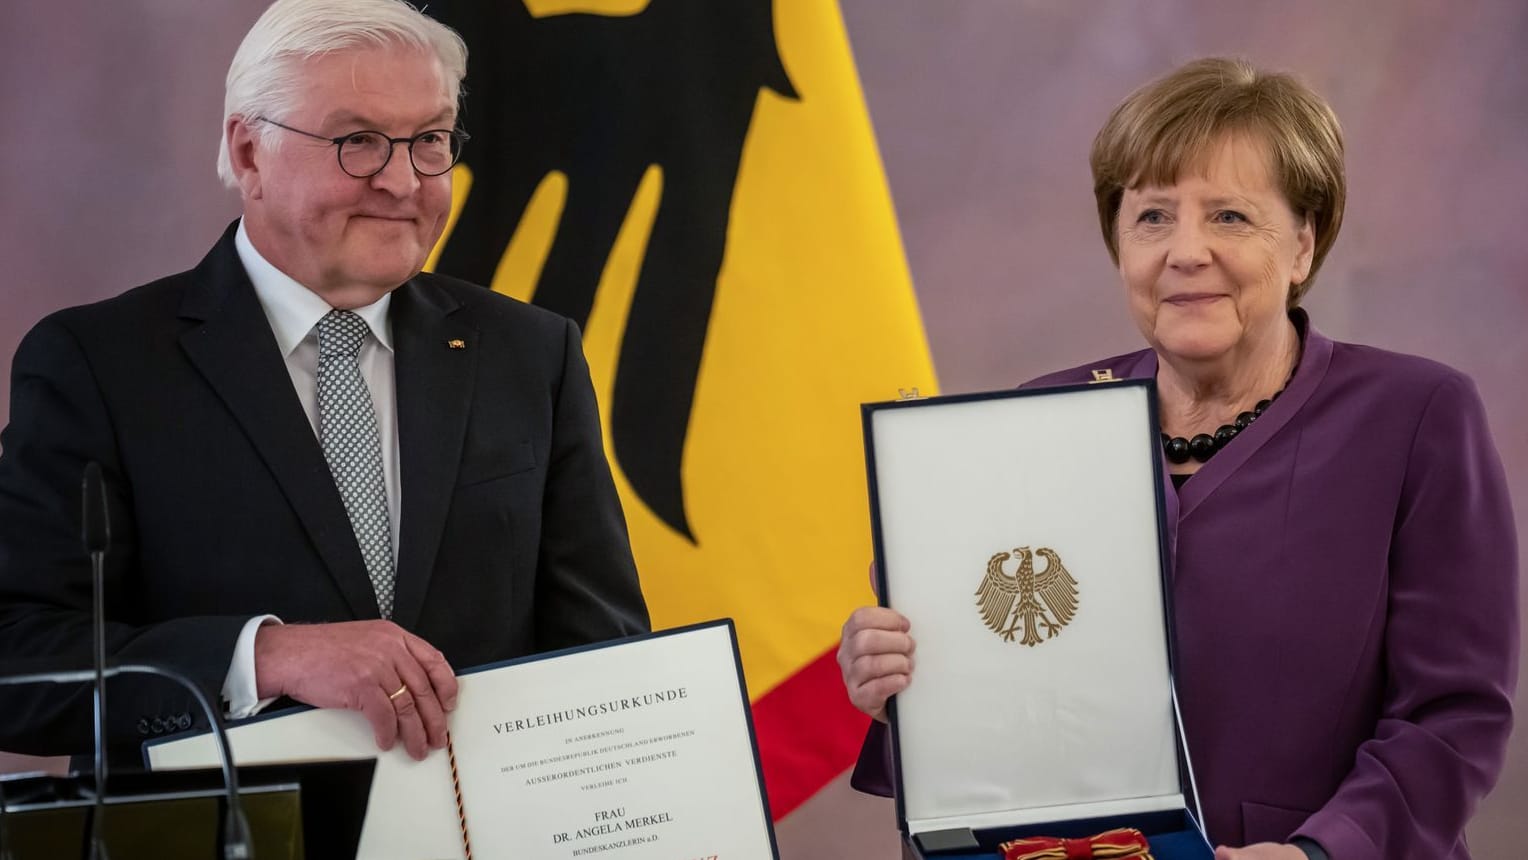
[253,116,469,178]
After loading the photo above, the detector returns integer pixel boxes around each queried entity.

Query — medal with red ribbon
[999,827,1155,860]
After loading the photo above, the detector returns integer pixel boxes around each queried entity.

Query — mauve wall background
[2,1,1524,857]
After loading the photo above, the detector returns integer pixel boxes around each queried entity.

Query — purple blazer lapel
[1100,349,1185,571]
[1175,320,1335,522]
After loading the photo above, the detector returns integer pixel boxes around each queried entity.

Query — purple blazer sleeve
[1292,372,1519,858]
[849,718,894,796]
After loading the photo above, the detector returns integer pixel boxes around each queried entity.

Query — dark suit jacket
[853,312,1517,858]
[0,222,650,761]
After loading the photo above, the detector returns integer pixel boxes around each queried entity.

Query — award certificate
[148,621,778,860]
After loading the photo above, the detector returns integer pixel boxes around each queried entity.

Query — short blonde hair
[217,0,468,188]
[1090,57,1346,304]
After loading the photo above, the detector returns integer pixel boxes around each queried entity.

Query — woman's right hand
[837,606,916,723]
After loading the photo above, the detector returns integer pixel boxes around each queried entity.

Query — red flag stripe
[750,645,871,819]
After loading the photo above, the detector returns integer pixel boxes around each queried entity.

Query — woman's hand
[1213,843,1307,860]
[837,606,915,723]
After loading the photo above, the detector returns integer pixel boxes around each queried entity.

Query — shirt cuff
[221,614,282,719]
[1292,837,1330,860]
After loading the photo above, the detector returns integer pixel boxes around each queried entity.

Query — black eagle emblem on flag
[426,0,798,543]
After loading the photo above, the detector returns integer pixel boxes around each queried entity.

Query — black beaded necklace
[1159,368,1295,465]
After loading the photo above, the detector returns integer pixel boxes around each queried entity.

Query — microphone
[82,462,109,553]
[0,463,254,859]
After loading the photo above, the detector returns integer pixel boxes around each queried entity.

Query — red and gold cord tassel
[447,731,473,860]
[1000,827,1155,860]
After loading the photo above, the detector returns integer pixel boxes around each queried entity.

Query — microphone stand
[2,462,256,860]
[0,666,252,859]
[84,464,108,860]
[0,769,14,860]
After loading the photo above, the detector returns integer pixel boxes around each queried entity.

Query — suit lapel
[388,279,476,630]
[1175,312,1333,523]
[1111,350,1182,578]
[177,227,381,619]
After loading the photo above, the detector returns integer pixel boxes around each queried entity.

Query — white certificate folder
[146,620,779,860]
[863,380,1212,859]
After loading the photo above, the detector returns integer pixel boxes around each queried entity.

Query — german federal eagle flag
[424,0,936,817]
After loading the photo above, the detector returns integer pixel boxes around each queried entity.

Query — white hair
[217,0,468,188]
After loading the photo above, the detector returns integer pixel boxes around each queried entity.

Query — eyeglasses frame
[252,116,470,178]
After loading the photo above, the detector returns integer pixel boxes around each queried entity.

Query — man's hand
[1214,843,1307,860]
[837,606,915,723]
[253,621,458,760]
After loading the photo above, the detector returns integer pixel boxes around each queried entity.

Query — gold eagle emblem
[975,546,1079,646]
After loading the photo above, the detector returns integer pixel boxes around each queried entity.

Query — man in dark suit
[0,0,648,765]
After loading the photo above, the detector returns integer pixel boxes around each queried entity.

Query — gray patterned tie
[316,310,396,618]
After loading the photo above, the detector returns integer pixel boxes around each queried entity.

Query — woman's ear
[1291,211,1315,286]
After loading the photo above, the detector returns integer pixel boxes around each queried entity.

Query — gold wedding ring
[388,683,409,701]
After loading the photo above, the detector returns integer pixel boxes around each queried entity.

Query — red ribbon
[999,827,1154,860]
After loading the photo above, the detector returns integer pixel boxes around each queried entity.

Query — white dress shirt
[221,219,402,718]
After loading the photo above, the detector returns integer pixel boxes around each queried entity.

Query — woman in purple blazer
[838,58,1517,860]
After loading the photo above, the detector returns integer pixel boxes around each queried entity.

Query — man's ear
[226,116,264,200]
